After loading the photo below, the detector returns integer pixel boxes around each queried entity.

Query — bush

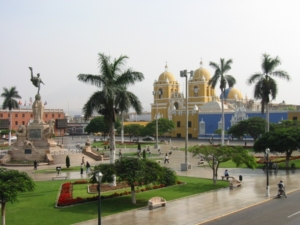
[66,155,70,168]
[159,167,177,186]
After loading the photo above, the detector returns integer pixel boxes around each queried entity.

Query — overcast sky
[1,0,299,116]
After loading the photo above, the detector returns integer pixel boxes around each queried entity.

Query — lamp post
[265,148,270,197]
[180,69,194,171]
[95,172,103,225]
[152,90,161,149]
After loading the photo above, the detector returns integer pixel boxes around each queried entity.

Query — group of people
[80,156,91,175]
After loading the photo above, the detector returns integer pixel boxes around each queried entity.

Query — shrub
[66,155,70,168]
[159,167,177,186]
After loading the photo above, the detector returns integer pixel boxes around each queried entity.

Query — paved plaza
[3,137,300,225]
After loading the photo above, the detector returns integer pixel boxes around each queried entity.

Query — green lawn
[5,176,228,225]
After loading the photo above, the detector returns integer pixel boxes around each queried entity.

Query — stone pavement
[4,138,300,225]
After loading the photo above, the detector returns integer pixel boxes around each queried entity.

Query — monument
[10,67,57,161]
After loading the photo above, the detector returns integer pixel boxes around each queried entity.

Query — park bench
[229,178,242,188]
[170,146,178,150]
[148,196,167,210]
[221,176,235,180]
[160,140,167,144]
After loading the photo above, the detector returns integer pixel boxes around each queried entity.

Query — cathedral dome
[220,87,243,100]
[158,64,176,82]
[193,60,211,81]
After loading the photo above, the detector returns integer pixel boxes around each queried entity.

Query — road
[202,189,300,225]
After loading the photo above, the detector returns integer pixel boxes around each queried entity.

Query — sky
[1,0,300,116]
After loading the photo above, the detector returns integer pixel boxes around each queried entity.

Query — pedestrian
[33,160,38,170]
[158,149,161,155]
[80,163,84,175]
[104,146,106,151]
[82,156,85,165]
[224,169,229,180]
[119,149,122,158]
[86,161,90,173]
[164,153,169,164]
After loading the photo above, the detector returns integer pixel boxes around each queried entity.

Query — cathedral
[151,61,300,139]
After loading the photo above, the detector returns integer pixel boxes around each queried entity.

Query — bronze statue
[29,67,45,94]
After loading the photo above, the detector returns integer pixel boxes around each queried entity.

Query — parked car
[142,136,155,141]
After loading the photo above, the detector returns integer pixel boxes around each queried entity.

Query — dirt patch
[89,182,129,193]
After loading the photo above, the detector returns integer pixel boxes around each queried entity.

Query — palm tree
[1,87,21,146]
[78,53,144,182]
[248,54,290,132]
[209,58,236,146]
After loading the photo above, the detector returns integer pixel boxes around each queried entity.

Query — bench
[221,176,235,180]
[52,176,67,180]
[148,196,167,210]
[170,146,178,150]
[229,178,242,188]
[160,140,167,144]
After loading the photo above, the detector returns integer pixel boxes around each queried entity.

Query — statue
[29,67,45,94]
[85,137,91,146]
[17,125,26,135]
[24,140,34,147]
[44,119,55,138]
[32,96,44,124]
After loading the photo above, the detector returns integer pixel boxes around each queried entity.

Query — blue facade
[198,111,288,139]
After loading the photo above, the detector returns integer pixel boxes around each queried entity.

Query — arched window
[174,102,179,109]
[159,88,163,99]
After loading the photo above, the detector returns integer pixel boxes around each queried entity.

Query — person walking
[82,156,85,165]
[119,149,122,158]
[80,163,84,175]
[164,153,169,164]
[86,161,90,173]
[33,160,38,170]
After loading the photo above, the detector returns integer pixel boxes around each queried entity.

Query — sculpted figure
[29,67,45,94]
[17,125,26,134]
[85,137,91,146]
[24,140,34,147]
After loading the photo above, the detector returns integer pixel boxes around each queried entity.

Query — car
[142,136,155,141]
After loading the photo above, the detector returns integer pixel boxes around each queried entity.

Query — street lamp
[180,69,194,171]
[152,90,161,149]
[95,172,103,225]
[265,148,270,197]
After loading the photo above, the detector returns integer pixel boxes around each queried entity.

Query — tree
[141,118,175,137]
[209,59,236,146]
[92,157,170,204]
[228,117,266,141]
[78,53,144,185]
[66,155,70,168]
[253,126,300,168]
[0,168,35,225]
[1,87,21,146]
[189,145,256,185]
[123,124,144,141]
[248,54,290,132]
[85,116,109,135]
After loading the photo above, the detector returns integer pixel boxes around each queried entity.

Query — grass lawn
[6,176,228,225]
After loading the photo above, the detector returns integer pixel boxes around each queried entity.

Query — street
[202,189,300,225]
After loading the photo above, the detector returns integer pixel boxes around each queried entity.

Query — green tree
[189,145,256,185]
[142,118,175,137]
[1,87,21,146]
[123,124,145,141]
[78,53,144,181]
[247,54,290,132]
[0,168,35,225]
[85,116,108,134]
[93,157,166,204]
[253,126,300,168]
[66,155,70,168]
[209,59,236,146]
[228,117,266,141]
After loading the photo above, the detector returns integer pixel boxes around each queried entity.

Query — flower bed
[56,180,184,207]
